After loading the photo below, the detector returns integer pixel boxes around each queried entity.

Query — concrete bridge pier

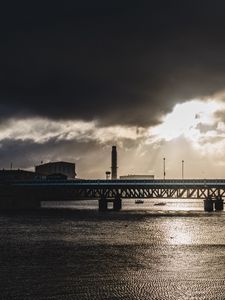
[215,196,224,211]
[98,197,122,211]
[113,197,122,211]
[204,197,214,212]
[98,197,108,211]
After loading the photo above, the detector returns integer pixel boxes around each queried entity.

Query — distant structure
[111,146,117,179]
[0,170,36,181]
[120,174,154,180]
[35,161,76,179]
[46,173,68,180]
[105,171,111,180]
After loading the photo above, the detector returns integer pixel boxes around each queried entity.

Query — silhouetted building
[120,174,154,180]
[46,173,68,180]
[0,169,36,181]
[111,146,117,179]
[35,161,76,179]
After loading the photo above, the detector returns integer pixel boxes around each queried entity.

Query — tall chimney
[111,145,117,179]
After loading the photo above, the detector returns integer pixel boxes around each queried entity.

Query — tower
[111,145,117,179]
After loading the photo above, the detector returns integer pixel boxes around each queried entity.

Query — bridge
[0,179,224,211]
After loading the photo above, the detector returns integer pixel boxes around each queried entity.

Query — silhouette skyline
[1,2,225,178]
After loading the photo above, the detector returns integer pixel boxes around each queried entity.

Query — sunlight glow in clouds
[1,98,225,159]
[149,99,225,151]
[0,118,145,144]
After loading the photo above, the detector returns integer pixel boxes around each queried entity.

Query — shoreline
[0,207,223,219]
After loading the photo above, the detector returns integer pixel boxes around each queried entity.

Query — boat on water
[135,199,144,204]
[154,202,166,206]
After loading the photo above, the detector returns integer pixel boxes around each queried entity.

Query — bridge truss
[13,179,225,200]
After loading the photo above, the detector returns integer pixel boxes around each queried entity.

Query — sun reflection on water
[164,220,194,245]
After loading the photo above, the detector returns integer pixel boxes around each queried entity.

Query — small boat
[135,199,144,204]
[154,202,166,206]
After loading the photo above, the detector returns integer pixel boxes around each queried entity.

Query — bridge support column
[204,197,214,212]
[113,197,122,211]
[99,197,108,212]
[215,196,224,211]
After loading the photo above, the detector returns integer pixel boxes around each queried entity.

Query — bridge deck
[0,179,222,201]
[0,179,224,210]
[9,179,225,187]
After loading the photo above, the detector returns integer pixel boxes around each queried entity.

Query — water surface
[0,200,225,299]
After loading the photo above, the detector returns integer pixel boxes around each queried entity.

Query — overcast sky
[1,1,225,178]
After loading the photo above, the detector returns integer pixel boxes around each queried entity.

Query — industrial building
[35,161,76,179]
[110,146,154,180]
[111,145,117,179]
[120,174,154,180]
[0,170,36,181]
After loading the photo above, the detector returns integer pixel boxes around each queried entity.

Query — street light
[163,157,166,180]
[182,160,184,179]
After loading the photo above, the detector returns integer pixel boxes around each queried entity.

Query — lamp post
[182,160,184,179]
[163,157,166,180]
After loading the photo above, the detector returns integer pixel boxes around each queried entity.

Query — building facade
[35,161,76,179]
[120,174,154,180]
[0,170,36,181]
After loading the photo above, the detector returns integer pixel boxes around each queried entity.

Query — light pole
[182,160,184,179]
[163,157,166,180]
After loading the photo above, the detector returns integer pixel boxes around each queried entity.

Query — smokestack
[111,145,117,179]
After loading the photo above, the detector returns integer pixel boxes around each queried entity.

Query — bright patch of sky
[148,98,225,154]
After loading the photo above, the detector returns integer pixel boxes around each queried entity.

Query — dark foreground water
[1,200,225,299]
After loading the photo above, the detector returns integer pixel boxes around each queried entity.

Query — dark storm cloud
[1,1,225,126]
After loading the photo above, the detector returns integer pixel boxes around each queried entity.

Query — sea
[1,199,225,299]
